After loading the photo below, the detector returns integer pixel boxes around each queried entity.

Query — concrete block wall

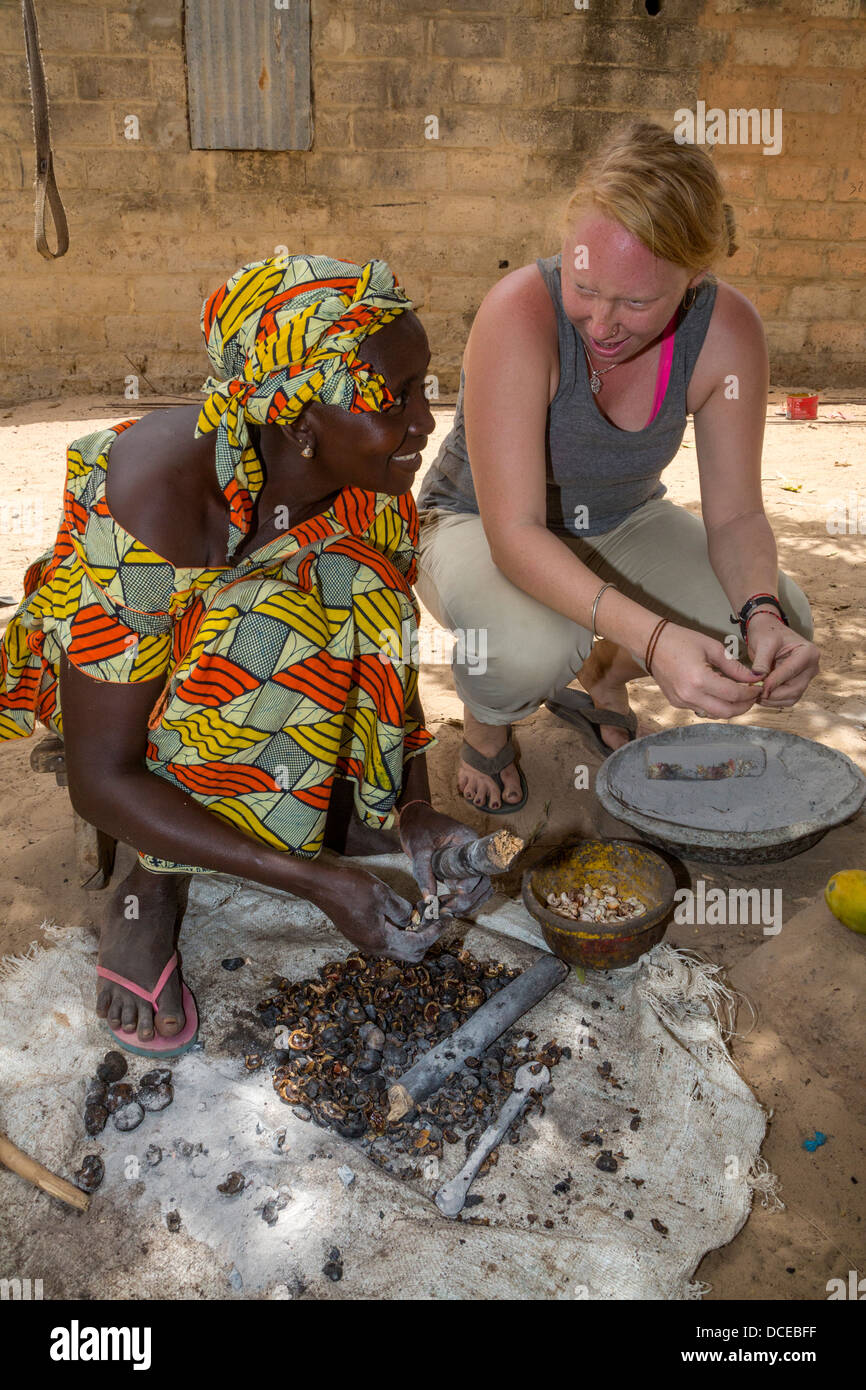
[0,0,863,401]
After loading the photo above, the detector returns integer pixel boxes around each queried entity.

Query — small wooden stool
[29,735,117,890]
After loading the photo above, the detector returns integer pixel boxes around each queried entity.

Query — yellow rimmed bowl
[521,838,676,972]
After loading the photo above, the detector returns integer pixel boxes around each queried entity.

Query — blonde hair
[564,120,738,272]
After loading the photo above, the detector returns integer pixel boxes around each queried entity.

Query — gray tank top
[418,254,718,537]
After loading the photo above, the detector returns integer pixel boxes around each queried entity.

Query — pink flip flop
[96,952,199,1058]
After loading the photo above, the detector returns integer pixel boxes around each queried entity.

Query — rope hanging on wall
[21,0,69,259]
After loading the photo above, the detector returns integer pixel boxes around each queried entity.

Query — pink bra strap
[96,952,179,1008]
[645,311,678,428]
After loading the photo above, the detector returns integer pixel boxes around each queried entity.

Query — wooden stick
[0,1131,90,1212]
[387,953,567,1121]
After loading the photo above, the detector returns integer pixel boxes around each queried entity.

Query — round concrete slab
[596,724,866,865]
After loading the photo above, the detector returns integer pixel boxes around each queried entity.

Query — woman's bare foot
[577,639,643,750]
[96,864,191,1041]
[457,709,524,810]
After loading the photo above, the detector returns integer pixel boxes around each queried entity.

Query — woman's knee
[416,513,500,633]
[453,614,586,717]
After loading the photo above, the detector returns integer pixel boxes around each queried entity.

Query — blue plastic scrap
[802,1130,828,1152]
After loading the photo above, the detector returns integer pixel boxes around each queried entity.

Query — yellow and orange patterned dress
[0,422,434,873]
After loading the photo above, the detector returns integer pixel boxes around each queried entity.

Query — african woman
[0,254,491,1054]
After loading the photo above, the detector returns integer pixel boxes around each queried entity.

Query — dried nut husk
[138,1081,173,1113]
[356,1072,386,1095]
[113,1101,145,1132]
[140,1067,172,1088]
[318,1099,345,1124]
[105,1082,135,1114]
[96,1051,128,1084]
[276,1078,304,1105]
[354,1048,382,1074]
[75,1154,105,1193]
[84,1104,108,1136]
[334,1112,367,1139]
[217,1171,246,1195]
[595,1150,618,1173]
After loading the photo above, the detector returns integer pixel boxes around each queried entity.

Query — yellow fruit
[824,870,866,934]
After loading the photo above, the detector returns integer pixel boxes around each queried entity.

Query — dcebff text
[696,1327,817,1340]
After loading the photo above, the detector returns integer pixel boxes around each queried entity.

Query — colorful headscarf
[196,253,413,558]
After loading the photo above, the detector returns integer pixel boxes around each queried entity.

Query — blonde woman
[416,121,819,812]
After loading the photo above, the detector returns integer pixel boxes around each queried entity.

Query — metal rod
[387,953,567,1121]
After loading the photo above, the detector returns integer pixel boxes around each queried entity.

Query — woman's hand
[746,613,820,708]
[649,623,764,719]
[308,861,444,964]
[398,802,494,917]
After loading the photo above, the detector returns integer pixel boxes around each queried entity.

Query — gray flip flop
[460,726,529,815]
[544,687,637,756]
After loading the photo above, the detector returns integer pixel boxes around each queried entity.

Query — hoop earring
[682,286,698,311]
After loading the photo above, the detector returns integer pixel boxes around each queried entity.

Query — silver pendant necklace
[582,340,622,395]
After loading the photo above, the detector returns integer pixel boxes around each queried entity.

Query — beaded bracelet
[731,593,789,640]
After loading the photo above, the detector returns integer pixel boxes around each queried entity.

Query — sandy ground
[0,393,864,1300]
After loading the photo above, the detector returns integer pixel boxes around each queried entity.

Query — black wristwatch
[730,593,790,641]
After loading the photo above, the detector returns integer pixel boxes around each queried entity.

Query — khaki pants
[415,499,813,726]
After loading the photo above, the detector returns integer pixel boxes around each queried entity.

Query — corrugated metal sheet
[185,0,311,151]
